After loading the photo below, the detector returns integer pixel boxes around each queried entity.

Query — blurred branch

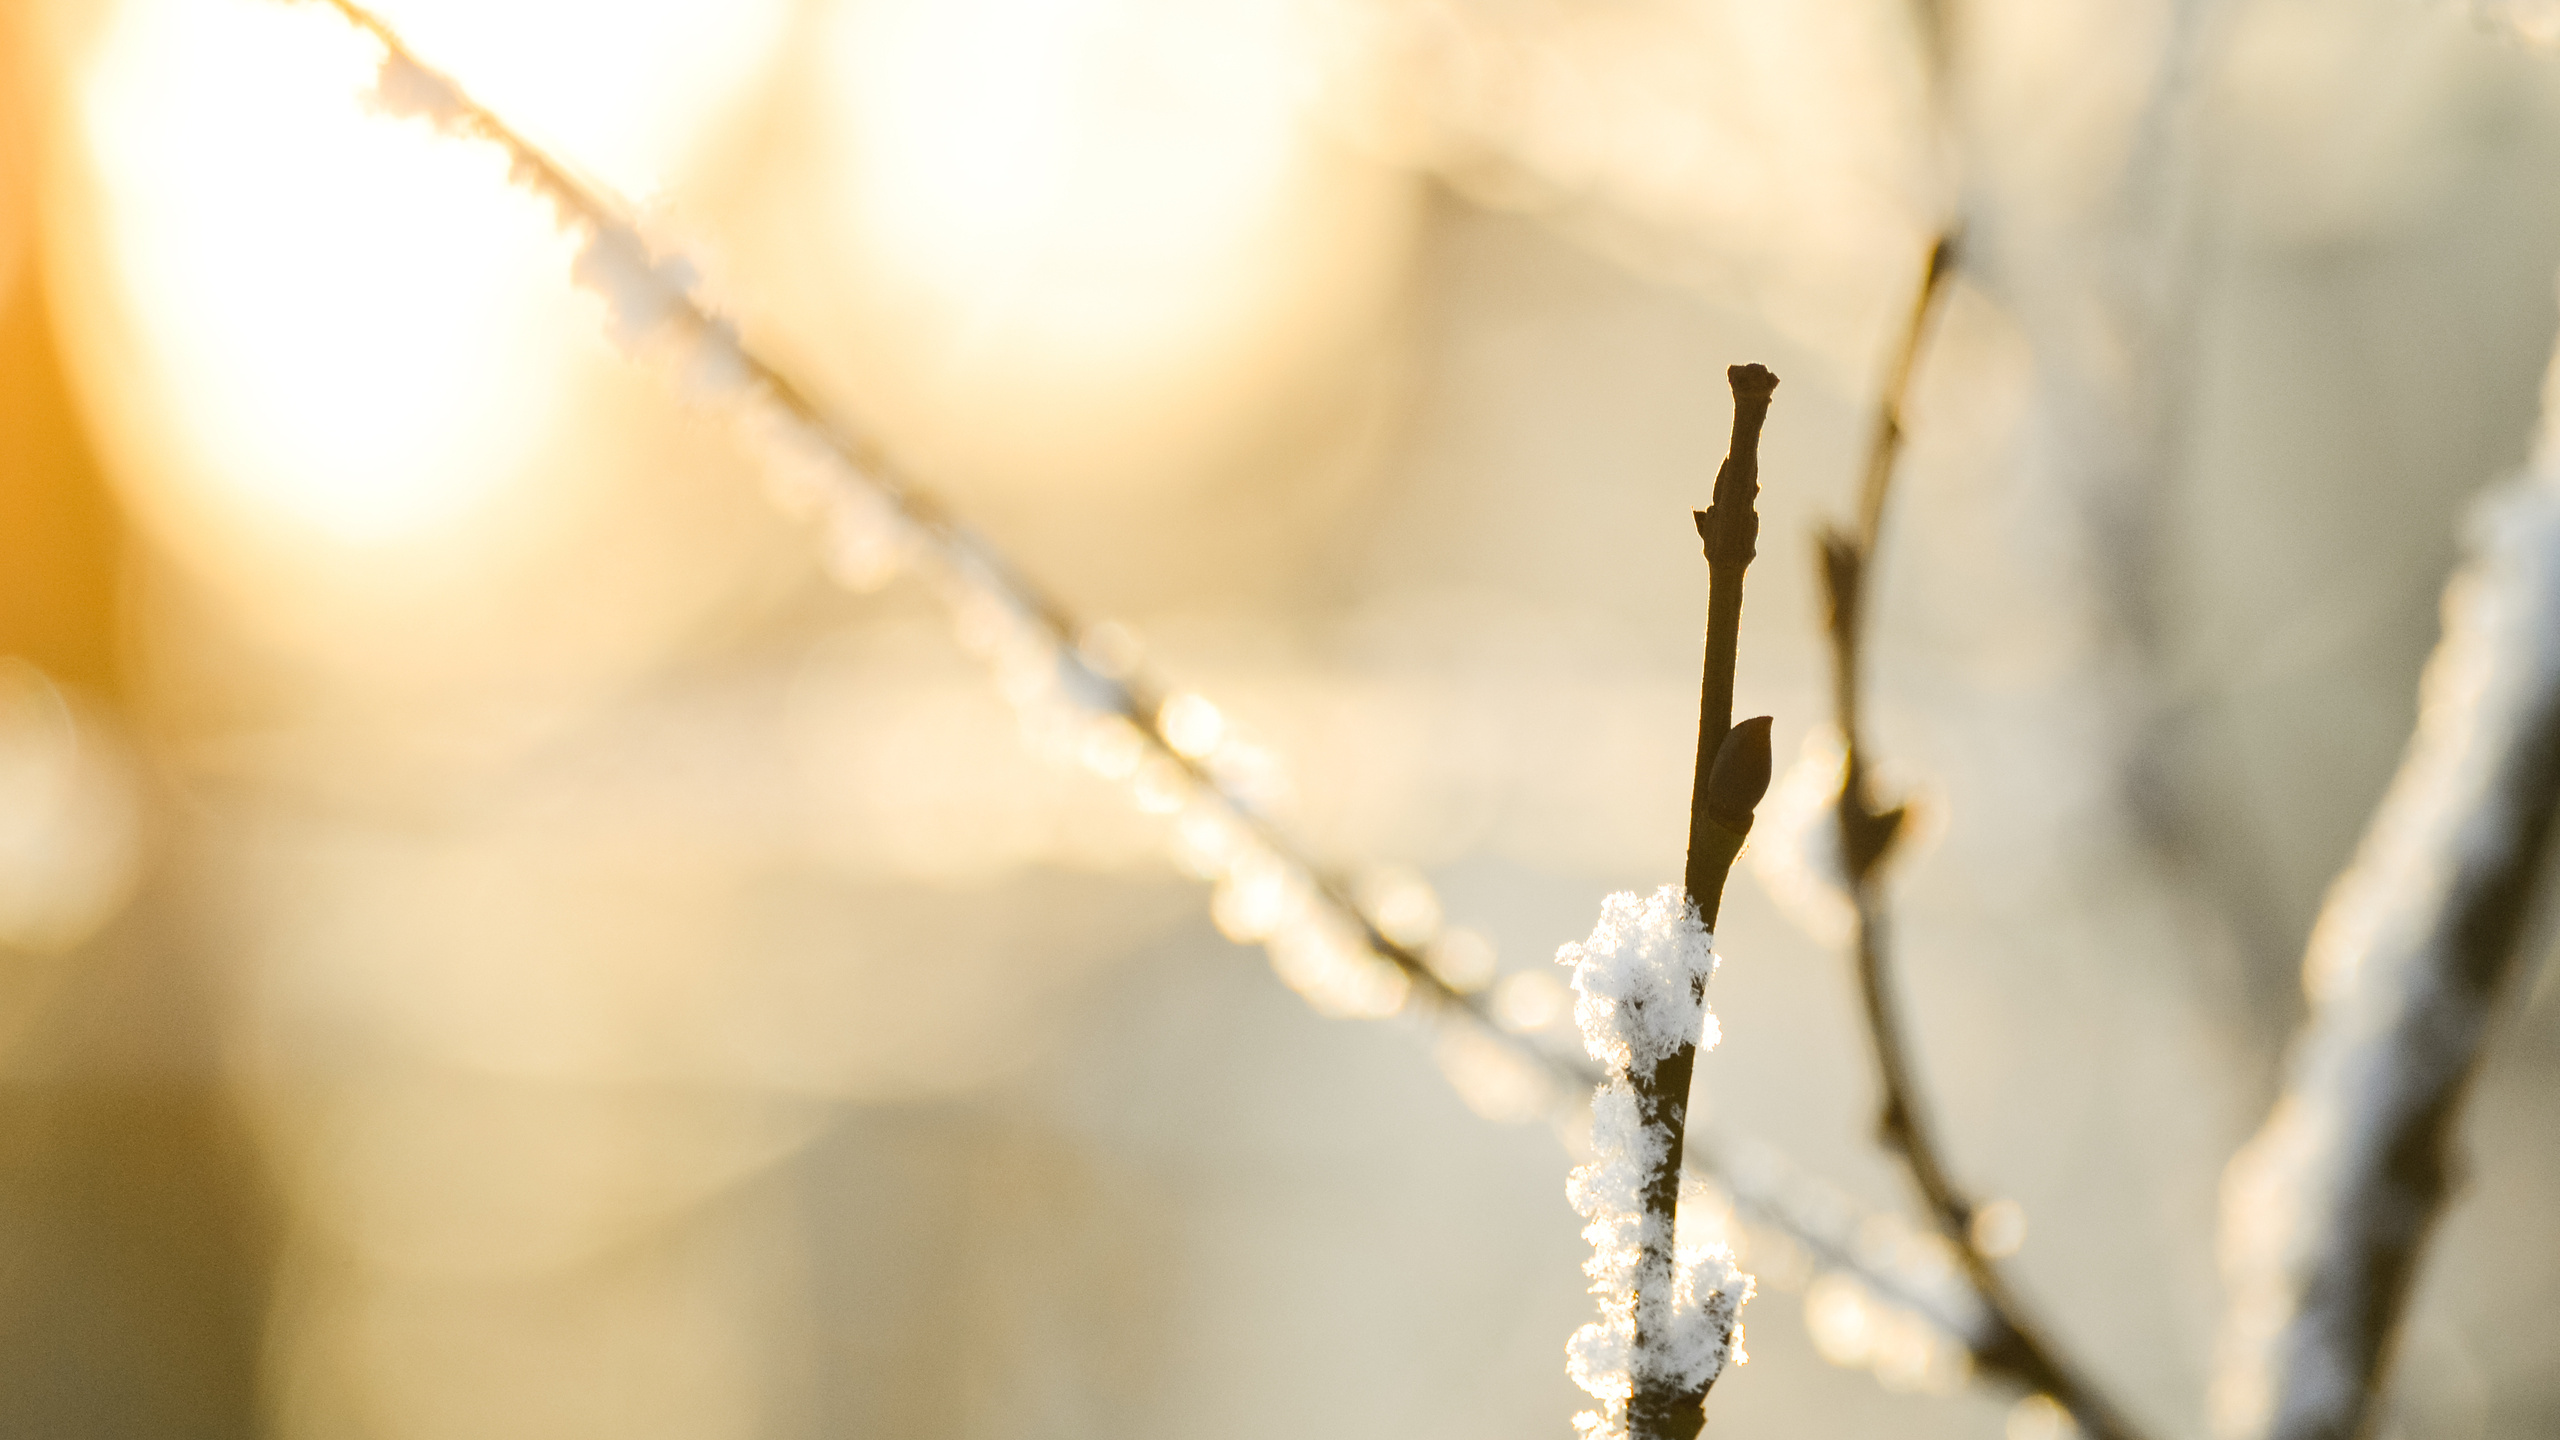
[2214,459,2560,1440]
[1821,233,2151,1440]
[285,0,1978,1382]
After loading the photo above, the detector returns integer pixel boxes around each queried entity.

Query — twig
[2214,462,2560,1440]
[1623,364,1781,1440]
[288,0,2009,1395]
[1821,233,2152,1440]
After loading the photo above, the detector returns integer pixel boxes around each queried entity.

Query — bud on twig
[1706,716,1774,834]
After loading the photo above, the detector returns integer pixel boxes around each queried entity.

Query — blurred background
[5,0,2560,1436]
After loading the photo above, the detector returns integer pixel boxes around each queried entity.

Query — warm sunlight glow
[357,0,790,200]
[70,0,783,549]
[76,0,563,545]
[830,0,1320,363]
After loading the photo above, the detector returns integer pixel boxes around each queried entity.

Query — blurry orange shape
[829,0,1324,367]
[0,660,141,955]
[1,162,20,306]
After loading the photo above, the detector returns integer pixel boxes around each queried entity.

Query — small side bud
[1706,716,1775,832]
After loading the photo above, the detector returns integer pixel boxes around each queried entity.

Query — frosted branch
[1820,233,2150,1440]
[2213,455,2560,1440]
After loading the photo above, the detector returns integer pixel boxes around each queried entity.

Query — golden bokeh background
[6,0,2560,1436]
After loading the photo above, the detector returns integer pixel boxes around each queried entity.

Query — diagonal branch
[290,0,2012,1399]
[2214,450,2560,1440]
[1822,232,2152,1440]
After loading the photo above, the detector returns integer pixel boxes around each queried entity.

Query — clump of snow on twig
[1557,886,1753,1438]
[1559,886,1722,1073]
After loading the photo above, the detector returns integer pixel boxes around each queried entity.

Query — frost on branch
[363,50,467,131]
[2213,458,2560,1440]
[571,222,706,354]
[1559,887,1753,1438]
[363,48,745,382]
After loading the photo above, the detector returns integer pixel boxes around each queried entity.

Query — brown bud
[1706,715,1774,831]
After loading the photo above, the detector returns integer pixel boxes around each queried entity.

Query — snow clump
[1557,885,1753,1439]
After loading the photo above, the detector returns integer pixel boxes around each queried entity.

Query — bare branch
[2214,460,2560,1440]
[1824,234,2152,1440]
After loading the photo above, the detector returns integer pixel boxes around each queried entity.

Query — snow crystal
[1558,887,1751,1437]
[1556,885,1721,1073]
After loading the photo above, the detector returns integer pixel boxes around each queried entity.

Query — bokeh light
[71,0,565,547]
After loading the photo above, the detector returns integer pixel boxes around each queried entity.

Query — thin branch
[1620,365,1781,1440]
[1822,233,2152,1440]
[1684,363,1779,895]
[291,0,2009,1394]
[1853,235,1957,560]
[2215,461,2560,1440]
